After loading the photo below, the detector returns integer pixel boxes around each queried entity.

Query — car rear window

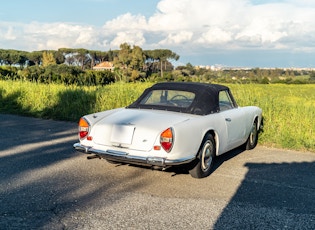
[140,90,195,108]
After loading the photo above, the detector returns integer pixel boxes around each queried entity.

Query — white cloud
[0,22,19,41]
[0,0,315,55]
[109,31,146,48]
[287,0,315,7]
[0,21,101,51]
[159,31,193,45]
[103,0,315,51]
[197,27,233,46]
[104,13,148,31]
[3,26,16,40]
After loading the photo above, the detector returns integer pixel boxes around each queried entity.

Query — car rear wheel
[189,133,215,178]
[245,119,258,150]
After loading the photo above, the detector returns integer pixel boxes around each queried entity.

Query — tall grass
[0,80,314,152]
[0,80,151,121]
[229,84,315,151]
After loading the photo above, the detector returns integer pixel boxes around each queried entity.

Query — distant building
[93,61,114,71]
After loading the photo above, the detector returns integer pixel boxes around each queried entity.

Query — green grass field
[228,84,315,151]
[1,80,314,152]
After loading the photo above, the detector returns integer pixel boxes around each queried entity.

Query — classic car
[73,82,263,178]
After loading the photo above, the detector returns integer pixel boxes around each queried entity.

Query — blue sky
[1,0,315,67]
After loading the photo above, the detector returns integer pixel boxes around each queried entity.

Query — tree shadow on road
[0,86,167,229]
[214,160,315,229]
[0,113,158,229]
[0,114,78,228]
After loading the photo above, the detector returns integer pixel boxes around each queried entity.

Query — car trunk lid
[91,108,189,151]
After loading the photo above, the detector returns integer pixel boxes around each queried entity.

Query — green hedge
[0,65,116,86]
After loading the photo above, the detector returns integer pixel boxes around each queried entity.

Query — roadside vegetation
[1,46,315,84]
[1,80,314,152]
[1,45,315,152]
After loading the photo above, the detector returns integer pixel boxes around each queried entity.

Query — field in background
[1,80,314,152]
[228,84,315,151]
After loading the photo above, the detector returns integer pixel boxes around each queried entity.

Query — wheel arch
[188,129,217,178]
[203,129,219,156]
[253,115,260,131]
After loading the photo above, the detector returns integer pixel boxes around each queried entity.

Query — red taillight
[160,128,174,152]
[79,117,89,139]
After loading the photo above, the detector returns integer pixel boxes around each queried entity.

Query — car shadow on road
[213,159,315,229]
[212,147,245,171]
[166,147,245,176]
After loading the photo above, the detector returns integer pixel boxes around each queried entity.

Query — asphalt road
[0,114,314,229]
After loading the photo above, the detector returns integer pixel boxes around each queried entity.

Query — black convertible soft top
[127,82,237,115]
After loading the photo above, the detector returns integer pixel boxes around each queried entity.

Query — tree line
[1,44,315,85]
[0,44,179,83]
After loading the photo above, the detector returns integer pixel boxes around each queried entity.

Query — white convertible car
[73,82,262,178]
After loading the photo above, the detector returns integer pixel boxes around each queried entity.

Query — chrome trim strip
[73,143,195,167]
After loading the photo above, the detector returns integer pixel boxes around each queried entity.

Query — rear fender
[204,130,220,157]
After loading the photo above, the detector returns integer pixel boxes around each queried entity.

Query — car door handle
[225,118,231,122]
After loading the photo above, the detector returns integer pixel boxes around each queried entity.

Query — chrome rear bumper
[73,143,195,167]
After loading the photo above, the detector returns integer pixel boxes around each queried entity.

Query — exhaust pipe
[87,155,101,160]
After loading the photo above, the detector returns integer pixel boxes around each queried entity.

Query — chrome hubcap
[201,142,213,172]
